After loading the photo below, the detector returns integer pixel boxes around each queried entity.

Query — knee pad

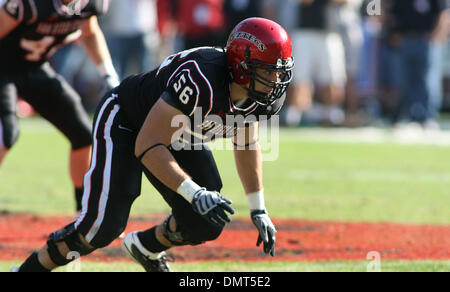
[163,214,223,246]
[46,223,96,266]
[193,223,223,243]
[162,214,205,246]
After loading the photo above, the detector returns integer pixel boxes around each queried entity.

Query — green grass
[1,119,449,224]
[0,118,449,272]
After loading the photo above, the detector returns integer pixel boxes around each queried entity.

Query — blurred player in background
[381,0,450,128]
[100,0,160,80]
[0,0,119,212]
[168,0,227,50]
[284,0,347,127]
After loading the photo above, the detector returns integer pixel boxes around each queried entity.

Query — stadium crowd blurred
[10,0,450,129]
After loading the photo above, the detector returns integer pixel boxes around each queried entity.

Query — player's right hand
[191,189,235,227]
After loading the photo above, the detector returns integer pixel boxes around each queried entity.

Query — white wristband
[97,61,118,79]
[177,178,202,203]
[247,189,265,211]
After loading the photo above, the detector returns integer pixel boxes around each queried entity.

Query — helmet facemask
[239,50,294,107]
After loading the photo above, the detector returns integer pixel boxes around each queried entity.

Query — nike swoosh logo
[118,125,133,132]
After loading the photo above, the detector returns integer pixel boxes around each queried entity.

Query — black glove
[251,209,277,256]
[192,189,235,227]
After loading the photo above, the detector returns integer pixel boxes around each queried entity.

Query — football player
[0,0,119,211]
[15,17,294,272]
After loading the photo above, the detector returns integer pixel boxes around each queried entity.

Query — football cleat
[122,232,172,272]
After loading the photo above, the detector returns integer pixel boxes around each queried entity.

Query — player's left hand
[251,209,276,256]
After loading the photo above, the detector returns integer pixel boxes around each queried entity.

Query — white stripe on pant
[75,95,120,243]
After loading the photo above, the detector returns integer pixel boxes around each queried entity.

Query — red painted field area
[0,213,449,262]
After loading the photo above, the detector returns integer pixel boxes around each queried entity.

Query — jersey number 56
[173,74,194,104]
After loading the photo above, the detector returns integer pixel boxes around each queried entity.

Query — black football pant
[74,93,224,248]
[0,63,92,150]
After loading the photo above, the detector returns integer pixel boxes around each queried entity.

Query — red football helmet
[226,17,294,107]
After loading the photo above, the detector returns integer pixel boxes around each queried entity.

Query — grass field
[0,118,449,272]
[1,260,449,272]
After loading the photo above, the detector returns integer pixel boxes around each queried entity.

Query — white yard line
[280,127,450,146]
[289,169,450,183]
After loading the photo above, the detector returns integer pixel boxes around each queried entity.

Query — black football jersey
[0,0,109,72]
[116,47,284,144]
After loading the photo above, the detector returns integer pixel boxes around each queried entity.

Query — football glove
[251,209,277,256]
[192,189,235,227]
